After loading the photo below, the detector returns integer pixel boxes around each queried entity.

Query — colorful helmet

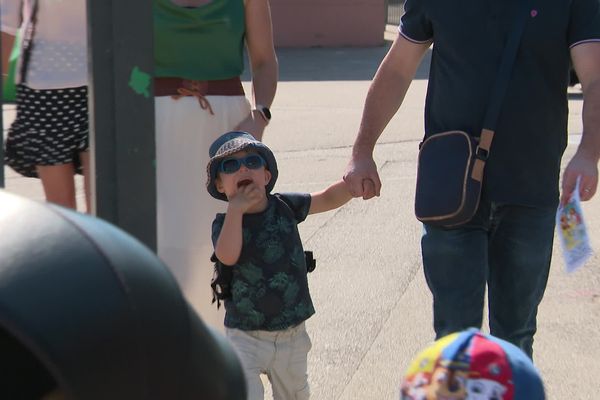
[400,328,545,399]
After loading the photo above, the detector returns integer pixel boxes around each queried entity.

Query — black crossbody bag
[414,1,530,228]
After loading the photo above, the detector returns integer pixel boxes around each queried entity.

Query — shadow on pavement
[243,40,432,82]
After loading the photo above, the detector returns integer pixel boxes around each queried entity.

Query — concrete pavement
[3,31,600,399]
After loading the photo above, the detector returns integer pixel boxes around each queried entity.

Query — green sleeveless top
[154,0,245,80]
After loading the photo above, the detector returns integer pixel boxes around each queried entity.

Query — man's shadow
[243,39,432,82]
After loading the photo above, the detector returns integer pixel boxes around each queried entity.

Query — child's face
[215,150,272,199]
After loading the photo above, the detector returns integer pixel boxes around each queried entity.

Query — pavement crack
[336,258,422,400]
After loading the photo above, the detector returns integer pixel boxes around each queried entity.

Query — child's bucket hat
[400,328,545,399]
[206,131,278,201]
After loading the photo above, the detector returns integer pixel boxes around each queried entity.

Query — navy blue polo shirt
[401,0,600,207]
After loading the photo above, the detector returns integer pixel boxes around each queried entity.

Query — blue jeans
[421,198,556,358]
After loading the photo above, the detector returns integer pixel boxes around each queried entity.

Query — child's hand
[228,182,264,213]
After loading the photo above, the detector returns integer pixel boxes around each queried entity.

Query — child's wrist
[228,201,247,215]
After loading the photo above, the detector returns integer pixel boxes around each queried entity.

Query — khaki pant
[155,95,250,331]
[226,323,312,400]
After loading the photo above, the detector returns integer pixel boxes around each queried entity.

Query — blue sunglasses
[219,154,266,174]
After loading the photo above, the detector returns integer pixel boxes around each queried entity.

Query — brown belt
[154,76,244,115]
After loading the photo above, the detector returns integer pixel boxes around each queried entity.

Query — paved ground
[3,29,599,399]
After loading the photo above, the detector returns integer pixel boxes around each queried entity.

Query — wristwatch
[253,104,271,123]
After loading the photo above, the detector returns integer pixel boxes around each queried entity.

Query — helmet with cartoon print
[400,328,545,400]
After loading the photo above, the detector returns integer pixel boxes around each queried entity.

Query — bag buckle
[475,146,489,161]
[305,251,316,273]
[210,253,232,309]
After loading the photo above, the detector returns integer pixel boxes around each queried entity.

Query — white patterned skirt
[4,84,89,178]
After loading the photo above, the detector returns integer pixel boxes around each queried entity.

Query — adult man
[344,0,600,358]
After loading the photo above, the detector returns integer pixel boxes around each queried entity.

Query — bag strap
[471,0,531,182]
[274,194,316,272]
[209,252,226,309]
[274,193,297,219]
[19,0,40,84]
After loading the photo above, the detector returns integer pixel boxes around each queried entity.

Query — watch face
[262,107,272,120]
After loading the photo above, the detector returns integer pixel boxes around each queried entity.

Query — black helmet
[0,190,246,400]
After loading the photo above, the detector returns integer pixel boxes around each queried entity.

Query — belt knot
[171,79,214,115]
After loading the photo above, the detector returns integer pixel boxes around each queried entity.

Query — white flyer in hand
[556,177,593,273]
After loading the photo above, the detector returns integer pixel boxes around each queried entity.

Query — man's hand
[560,150,598,205]
[343,154,381,200]
[565,43,600,205]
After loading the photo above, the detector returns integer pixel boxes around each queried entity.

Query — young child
[206,131,353,400]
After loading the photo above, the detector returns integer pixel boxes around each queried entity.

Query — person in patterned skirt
[1,0,90,211]
[206,131,352,400]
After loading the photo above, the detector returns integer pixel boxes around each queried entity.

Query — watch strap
[253,104,271,123]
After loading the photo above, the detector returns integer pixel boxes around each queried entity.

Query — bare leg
[36,164,77,209]
[80,151,91,213]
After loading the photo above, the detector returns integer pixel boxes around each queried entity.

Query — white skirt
[155,95,251,330]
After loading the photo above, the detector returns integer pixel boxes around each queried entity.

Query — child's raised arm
[214,206,245,265]
[309,179,353,215]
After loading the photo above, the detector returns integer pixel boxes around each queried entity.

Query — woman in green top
[154,0,278,330]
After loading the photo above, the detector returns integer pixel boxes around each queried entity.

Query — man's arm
[308,179,353,215]
[344,34,430,200]
[561,42,600,204]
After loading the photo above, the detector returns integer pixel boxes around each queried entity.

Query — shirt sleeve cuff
[569,38,600,49]
[398,28,433,44]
